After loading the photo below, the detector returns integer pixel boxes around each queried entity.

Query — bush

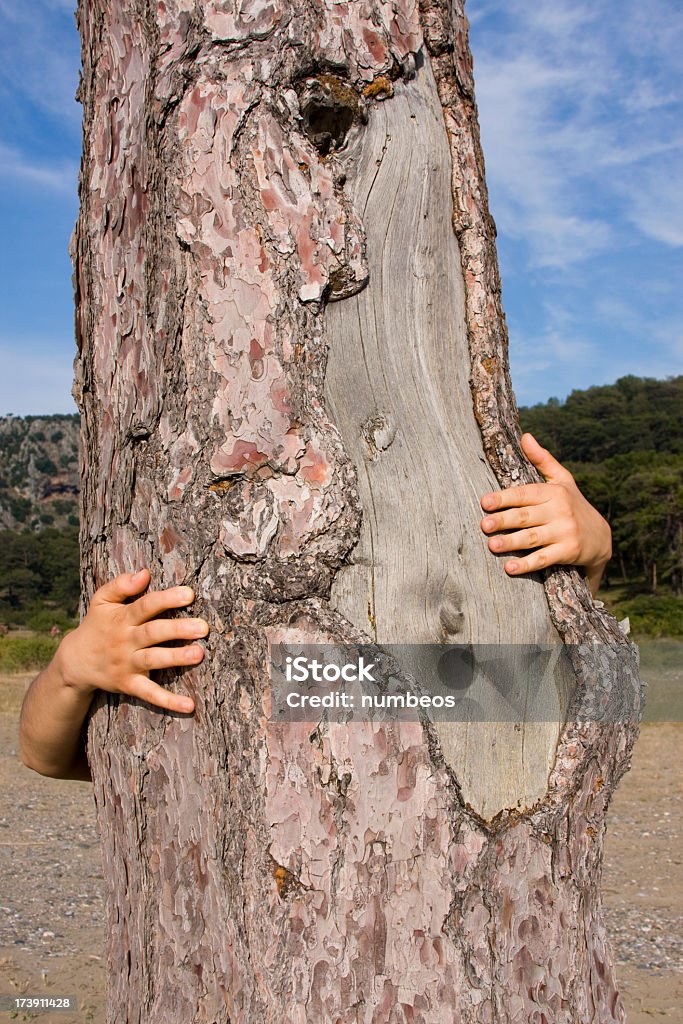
[8,496,31,523]
[610,594,683,639]
[23,608,78,633]
[34,456,57,475]
[52,499,76,516]
[10,463,27,487]
[0,635,59,672]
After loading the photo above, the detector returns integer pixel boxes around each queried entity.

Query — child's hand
[55,568,207,713]
[479,433,612,596]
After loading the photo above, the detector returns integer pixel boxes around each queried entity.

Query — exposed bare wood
[324,52,564,818]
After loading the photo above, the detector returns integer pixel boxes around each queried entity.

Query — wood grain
[325,55,568,818]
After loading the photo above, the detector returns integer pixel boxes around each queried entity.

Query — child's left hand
[479,433,612,596]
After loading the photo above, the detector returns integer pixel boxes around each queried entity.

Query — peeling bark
[73,1,641,1021]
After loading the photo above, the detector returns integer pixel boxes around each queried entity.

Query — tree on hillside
[521,375,683,463]
[73,1,640,1020]
[566,452,683,594]
[610,457,683,596]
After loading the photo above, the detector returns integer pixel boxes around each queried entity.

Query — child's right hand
[55,567,208,713]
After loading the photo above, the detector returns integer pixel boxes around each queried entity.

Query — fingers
[92,571,198,624]
[521,433,573,484]
[480,482,552,512]
[127,585,197,625]
[480,505,547,535]
[480,438,575,512]
[485,525,551,555]
[93,568,151,606]
[479,437,584,582]
[134,642,205,674]
[125,675,195,714]
[503,544,567,578]
[137,615,209,648]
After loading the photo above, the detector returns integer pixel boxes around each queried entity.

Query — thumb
[93,568,151,605]
[521,433,571,483]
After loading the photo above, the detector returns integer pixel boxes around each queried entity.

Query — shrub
[34,456,57,475]
[8,496,31,523]
[23,608,78,633]
[611,594,683,639]
[0,635,59,672]
[52,499,76,515]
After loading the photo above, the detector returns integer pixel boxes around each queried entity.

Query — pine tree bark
[72,1,641,1021]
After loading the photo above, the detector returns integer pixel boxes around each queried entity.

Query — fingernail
[481,495,495,510]
[481,516,495,531]
[180,697,194,712]
[178,587,194,600]
[192,621,208,636]
[506,560,519,573]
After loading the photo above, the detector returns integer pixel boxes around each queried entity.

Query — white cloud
[512,314,598,374]
[0,0,80,127]
[469,0,683,268]
[623,162,683,248]
[509,292,683,405]
[0,142,77,193]
[473,53,612,269]
[623,81,678,115]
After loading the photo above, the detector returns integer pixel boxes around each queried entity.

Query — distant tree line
[520,375,683,598]
[0,526,79,630]
[0,381,681,636]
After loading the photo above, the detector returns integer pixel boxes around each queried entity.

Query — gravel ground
[0,676,104,1023]
[0,673,680,1023]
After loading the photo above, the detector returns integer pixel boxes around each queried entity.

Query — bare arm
[479,433,612,597]
[19,569,209,781]
[20,651,96,781]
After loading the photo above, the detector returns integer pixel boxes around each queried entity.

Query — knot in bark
[296,74,368,156]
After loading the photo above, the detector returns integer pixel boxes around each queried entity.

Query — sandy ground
[0,671,681,1024]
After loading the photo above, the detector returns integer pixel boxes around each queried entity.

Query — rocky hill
[0,415,80,532]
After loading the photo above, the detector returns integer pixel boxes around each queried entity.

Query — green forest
[520,374,683,636]
[0,375,682,642]
[0,526,80,631]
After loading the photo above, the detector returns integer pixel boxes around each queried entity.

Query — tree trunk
[72,1,641,1021]
[669,520,682,596]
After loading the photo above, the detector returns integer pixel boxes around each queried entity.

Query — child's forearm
[19,647,94,781]
[18,571,207,783]
[585,558,608,598]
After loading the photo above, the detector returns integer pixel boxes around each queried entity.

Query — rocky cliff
[0,415,80,532]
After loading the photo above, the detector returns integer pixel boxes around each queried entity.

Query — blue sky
[0,0,681,415]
